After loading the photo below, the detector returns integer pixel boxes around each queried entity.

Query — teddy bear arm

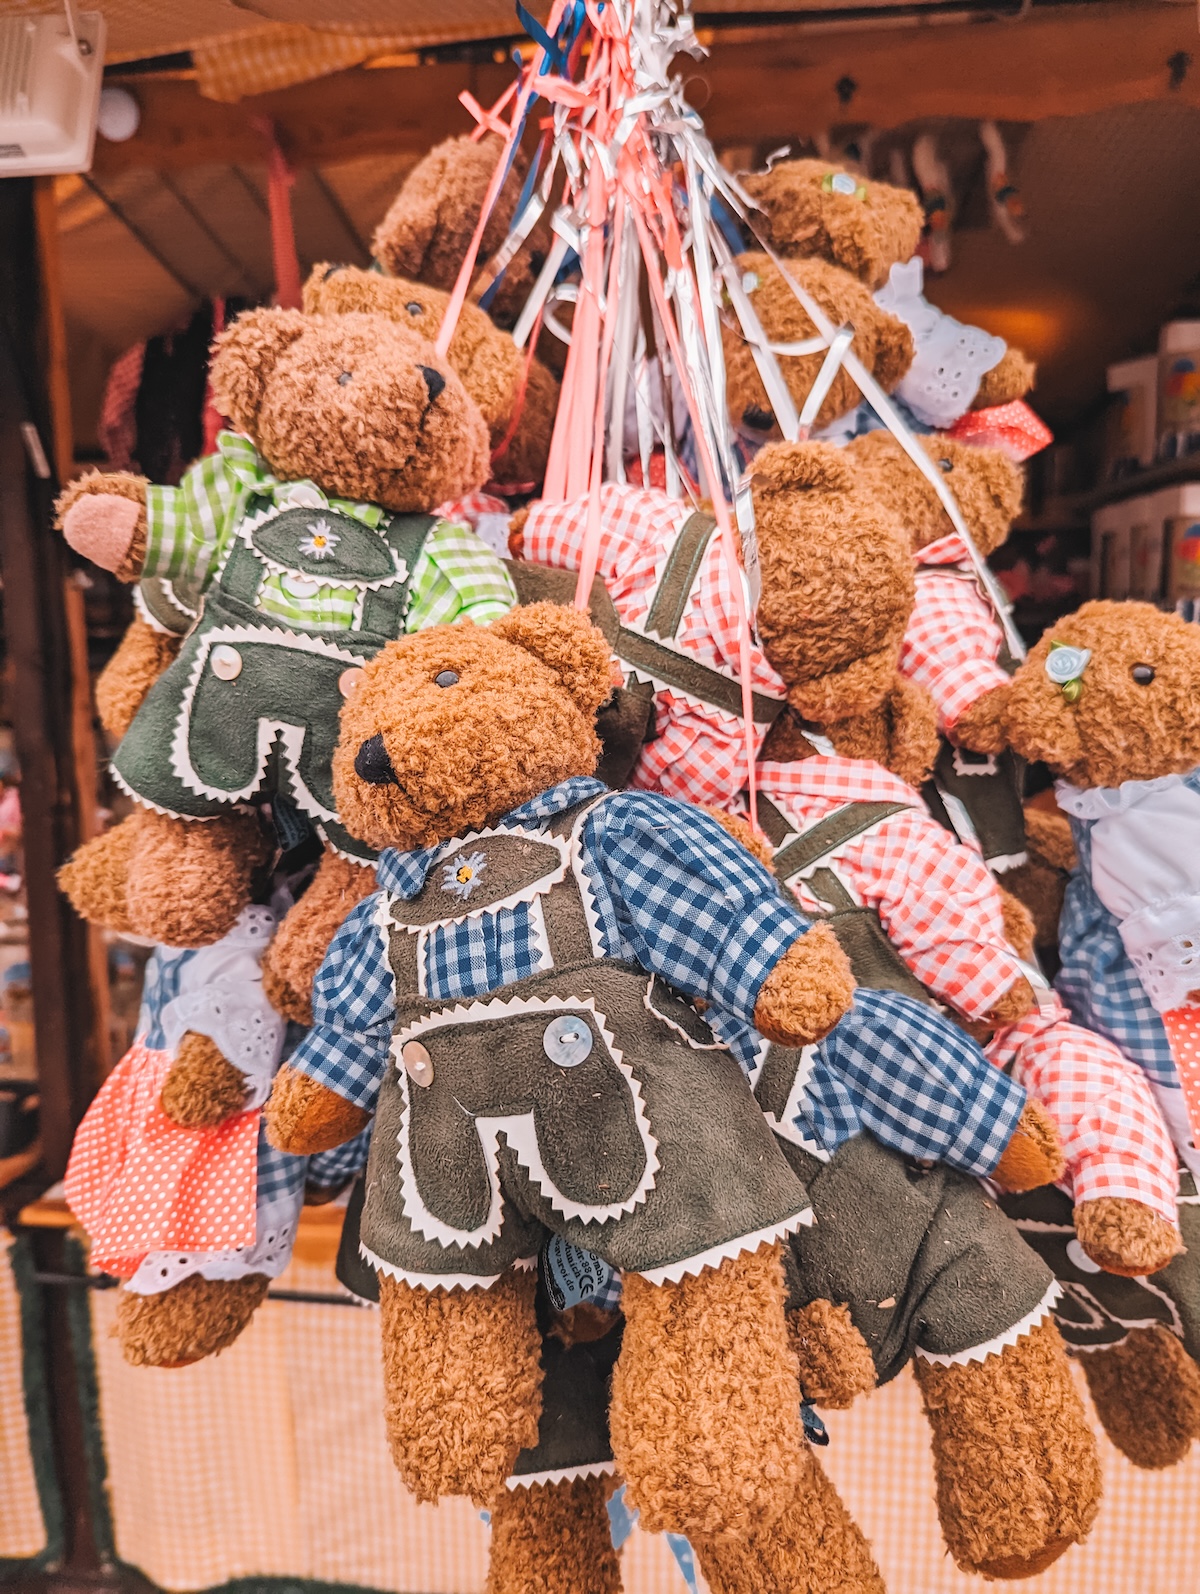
[973,346,1036,408]
[752,923,856,1046]
[991,1098,1065,1192]
[950,681,1011,754]
[265,1063,371,1155]
[1023,804,1077,873]
[159,1032,250,1127]
[95,617,183,742]
[55,471,149,580]
[882,677,940,787]
[788,1298,878,1408]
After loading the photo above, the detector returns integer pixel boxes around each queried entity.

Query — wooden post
[0,179,103,1180]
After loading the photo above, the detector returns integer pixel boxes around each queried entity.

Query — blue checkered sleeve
[581,792,812,1034]
[285,894,396,1114]
[813,989,1027,1176]
[1055,823,1176,1085]
[307,1124,373,1190]
[256,1122,309,1204]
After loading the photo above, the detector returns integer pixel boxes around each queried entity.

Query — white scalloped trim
[635,1209,813,1286]
[315,825,377,866]
[236,499,409,592]
[134,580,196,632]
[505,1460,617,1491]
[567,794,619,960]
[168,621,368,817]
[378,826,572,934]
[755,1043,832,1161]
[915,1281,1062,1366]
[391,991,660,1246]
[642,977,727,1051]
[360,1241,537,1292]
[988,851,1029,873]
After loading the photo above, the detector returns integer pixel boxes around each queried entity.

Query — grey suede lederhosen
[355,795,812,1288]
[112,498,434,862]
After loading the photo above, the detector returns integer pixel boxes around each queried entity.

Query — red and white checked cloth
[899,533,1010,733]
[755,760,1179,1223]
[522,484,787,806]
[989,999,1179,1224]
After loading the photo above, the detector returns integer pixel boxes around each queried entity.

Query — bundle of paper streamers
[434,0,1026,818]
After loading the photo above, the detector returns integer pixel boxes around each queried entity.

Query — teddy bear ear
[491,602,614,719]
[753,439,858,496]
[209,307,309,432]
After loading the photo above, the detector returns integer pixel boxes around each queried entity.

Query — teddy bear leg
[913,1320,1102,1578]
[486,1476,622,1594]
[1074,1196,1181,1277]
[126,808,269,947]
[1079,1326,1200,1469]
[116,1274,270,1367]
[95,616,183,742]
[378,1267,543,1506]
[610,1241,807,1539]
[261,849,378,1024]
[693,1443,884,1594]
[159,1032,250,1127]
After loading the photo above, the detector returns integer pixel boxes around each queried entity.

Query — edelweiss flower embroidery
[300,519,339,560]
[442,852,487,900]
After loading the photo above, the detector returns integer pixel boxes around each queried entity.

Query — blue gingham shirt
[289,778,1024,1172]
[1056,812,1178,1086]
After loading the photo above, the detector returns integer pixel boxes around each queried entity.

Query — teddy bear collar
[217,430,386,530]
[375,776,608,899]
[1055,772,1193,820]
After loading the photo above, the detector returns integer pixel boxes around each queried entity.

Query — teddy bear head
[998,602,1200,789]
[331,603,614,852]
[303,263,557,488]
[751,440,915,721]
[722,254,913,439]
[845,431,1023,556]
[208,307,490,511]
[739,158,924,288]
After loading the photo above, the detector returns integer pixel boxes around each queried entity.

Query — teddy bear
[965,599,1200,1467]
[302,262,559,491]
[55,307,517,1028]
[260,600,888,1551]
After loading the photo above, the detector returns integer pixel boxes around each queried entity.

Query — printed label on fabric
[541,1234,615,1311]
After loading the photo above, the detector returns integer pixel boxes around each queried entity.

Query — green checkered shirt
[143,432,515,633]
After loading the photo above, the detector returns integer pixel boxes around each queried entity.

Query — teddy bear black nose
[354,734,399,786]
[742,404,775,432]
[418,365,446,402]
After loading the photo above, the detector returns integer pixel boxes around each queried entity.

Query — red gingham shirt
[522,484,786,806]
[899,533,1010,733]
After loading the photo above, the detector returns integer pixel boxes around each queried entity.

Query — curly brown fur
[846,431,1023,559]
[56,469,148,580]
[723,255,913,436]
[332,607,612,854]
[378,1267,542,1506]
[95,617,182,742]
[262,852,378,1024]
[913,1319,1101,1577]
[546,1300,622,1348]
[487,1476,622,1594]
[753,925,856,1047]
[983,975,1037,1029]
[949,681,1011,753]
[57,813,141,934]
[788,1299,878,1409]
[1073,1196,1182,1277]
[1080,1326,1200,1469]
[823,678,940,786]
[992,1099,1065,1193]
[996,886,1037,962]
[974,346,1037,409]
[695,1446,885,1594]
[159,1032,248,1127]
[1000,602,1200,788]
[304,264,557,487]
[740,157,923,289]
[265,1064,371,1154]
[116,1273,270,1366]
[209,309,489,512]
[1002,806,1074,951]
[612,1241,808,1538]
[125,808,269,947]
[752,442,916,726]
[1024,804,1077,873]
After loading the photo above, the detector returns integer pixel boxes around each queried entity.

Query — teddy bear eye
[938,457,954,473]
[406,301,423,315]
[1131,663,1156,685]
[337,371,353,386]
[434,670,459,688]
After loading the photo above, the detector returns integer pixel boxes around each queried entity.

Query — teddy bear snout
[742,404,776,433]
[354,734,400,786]
[418,365,446,402]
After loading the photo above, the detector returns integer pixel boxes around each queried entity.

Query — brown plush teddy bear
[302,262,559,490]
[262,601,880,1557]
[965,600,1200,1469]
[56,307,516,1030]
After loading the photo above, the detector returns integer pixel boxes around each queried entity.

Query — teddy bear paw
[159,1033,250,1128]
[1074,1197,1182,1277]
[991,1099,1065,1192]
[265,1065,371,1154]
[752,924,856,1047]
[788,1299,878,1409]
[61,492,144,575]
[116,1273,270,1366]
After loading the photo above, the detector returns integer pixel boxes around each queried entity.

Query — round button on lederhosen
[210,644,243,680]
[283,573,321,598]
[338,667,365,698]
[542,1014,594,1067]
[401,1040,434,1087]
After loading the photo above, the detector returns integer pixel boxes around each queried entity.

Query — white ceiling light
[0,6,106,177]
[97,84,139,142]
